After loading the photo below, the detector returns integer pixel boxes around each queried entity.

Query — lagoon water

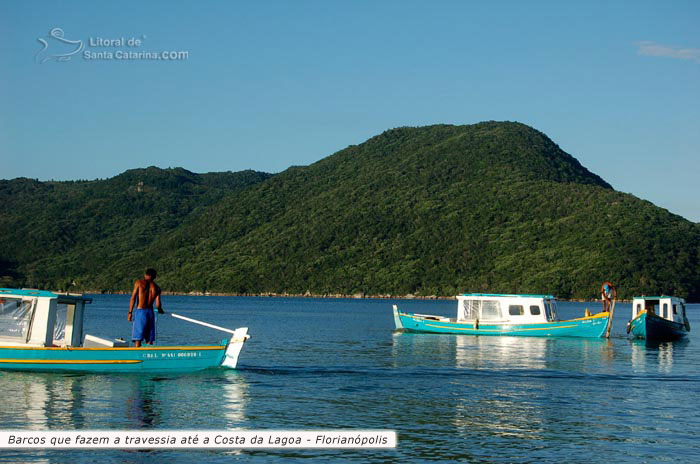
[1,295,699,463]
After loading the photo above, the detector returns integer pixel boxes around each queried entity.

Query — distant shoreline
[85,290,602,303]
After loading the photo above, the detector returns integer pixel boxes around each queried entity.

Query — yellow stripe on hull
[0,345,224,351]
[424,323,579,332]
[0,359,142,364]
[397,310,608,337]
[405,312,608,326]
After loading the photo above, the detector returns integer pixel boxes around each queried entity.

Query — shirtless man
[601,281,615,313]
[128,268,165,347]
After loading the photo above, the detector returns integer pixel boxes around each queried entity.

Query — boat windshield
[544,300,559,322]
[0,297,34,341]
[54,303,67,343]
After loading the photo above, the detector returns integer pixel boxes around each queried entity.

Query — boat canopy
[460,293,556,299]
[0,288,92,347]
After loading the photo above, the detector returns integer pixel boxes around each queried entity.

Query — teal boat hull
[394,309,610,338]
[0,341,231,373]
[628,312,688,341]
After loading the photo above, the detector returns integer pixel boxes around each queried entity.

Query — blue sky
[1,1,699,221]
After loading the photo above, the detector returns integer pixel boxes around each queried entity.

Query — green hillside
[0,167,271,289]
[2,122,699,300]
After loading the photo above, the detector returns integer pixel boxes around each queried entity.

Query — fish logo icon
[36,28,84,63]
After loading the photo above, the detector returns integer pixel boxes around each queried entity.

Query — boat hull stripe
[0,345,224,351]
[424,323,579,331]
[0,359,142,364]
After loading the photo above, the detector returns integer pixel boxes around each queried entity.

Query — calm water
[1,296,699,463]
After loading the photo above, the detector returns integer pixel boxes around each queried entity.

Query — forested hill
[2,122,699,300]
[0,167,271,289]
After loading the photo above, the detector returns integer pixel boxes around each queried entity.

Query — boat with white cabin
[393,293,612,337]
[627,295,690,341]
[0,288,250,372]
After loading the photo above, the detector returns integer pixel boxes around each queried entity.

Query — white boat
[393,293,611,338]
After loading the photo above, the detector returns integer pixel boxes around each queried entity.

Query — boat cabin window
[480,300,502,321]
[461,299,503,320]
[0,297,33,341]
[54,303,67,343]
[673,304,678,315]
[462,300,478,320]
[530,305,541,315]
[662,303,668,319]
[509,305,524,316]
[636,303,642,316]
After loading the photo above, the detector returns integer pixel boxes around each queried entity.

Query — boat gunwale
[398,310,609,326]
[0,344,227,351]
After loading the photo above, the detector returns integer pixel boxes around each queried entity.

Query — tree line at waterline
[1,122,698,301]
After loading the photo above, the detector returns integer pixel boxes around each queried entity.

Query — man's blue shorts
[132,308,156,344]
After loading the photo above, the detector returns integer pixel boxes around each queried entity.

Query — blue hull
[0,342,230,373]
[629,313,688,341]
[394,309,610,338]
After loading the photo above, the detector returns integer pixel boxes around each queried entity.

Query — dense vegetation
[0,168,271,289]
[2,122,699,300]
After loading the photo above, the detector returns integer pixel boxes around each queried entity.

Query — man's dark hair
[145,268,157,279]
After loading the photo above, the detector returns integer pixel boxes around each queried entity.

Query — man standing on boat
[128,268,165,347]
[601,281,615,313]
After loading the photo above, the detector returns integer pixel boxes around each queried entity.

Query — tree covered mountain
[2,122,699,300]
[0,167,271,289]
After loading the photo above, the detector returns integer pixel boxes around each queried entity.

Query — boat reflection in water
[0,370,249,430]
[390,331,460,368]
[0,372,86,430]
[630,339,685,374]
[454,335,550,370]
[391,330,615,371]
[453,335,617,374]
[390,331,619,454]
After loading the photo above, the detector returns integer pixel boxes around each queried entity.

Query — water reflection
[629,339,686,373]
[455,336,549,370]
[0,372,87,429]
[390,332,458,367]
[0,369,249,430]
[125,377,163,427]
[220,371,247,427]
[391,332,615,372]
[389,332,626,450]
